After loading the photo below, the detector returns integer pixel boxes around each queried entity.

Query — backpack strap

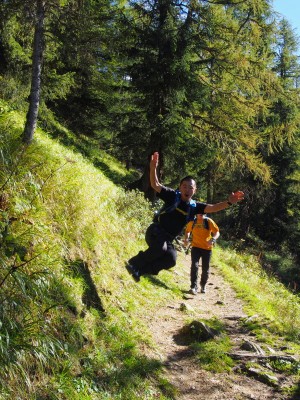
[190,215,210,232]
[186,199,196,223]
[203,215,209,230]
[156,191,196,223]
[156,190,181,220]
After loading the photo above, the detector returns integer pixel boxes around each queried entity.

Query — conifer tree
[46,0,115,138]
[117,0,201,197]
[0,0,77,143]
[259,19,300,261]
[118,0,293,200]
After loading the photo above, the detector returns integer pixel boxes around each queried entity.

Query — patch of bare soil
[144,260,297,400]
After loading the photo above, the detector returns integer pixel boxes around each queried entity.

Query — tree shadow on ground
[93,159,133,187]
[173,330,195,346]
[68,259,105,315]
[46,128,137,187]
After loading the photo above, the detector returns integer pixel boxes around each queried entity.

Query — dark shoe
[125,263,140,282]
[200,285,206,293]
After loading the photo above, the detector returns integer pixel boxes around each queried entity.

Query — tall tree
[118,0,201,197]
[45,0,116,139]
[22,0,45,144]
[259,19,300,257]
[116,0,294,202]
[218,17,300,265]
[0,0,77,142]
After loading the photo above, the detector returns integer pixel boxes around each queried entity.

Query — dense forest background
[0,0,299,286]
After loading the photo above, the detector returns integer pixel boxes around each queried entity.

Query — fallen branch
[228,352,298,363]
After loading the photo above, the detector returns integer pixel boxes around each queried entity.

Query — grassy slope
[0,103,299,399]
[0,104,188,399]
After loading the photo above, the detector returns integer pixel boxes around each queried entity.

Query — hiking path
[143,257,297,400]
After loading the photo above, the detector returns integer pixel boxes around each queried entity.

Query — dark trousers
[190,246,212,289]
[128,223,177,275]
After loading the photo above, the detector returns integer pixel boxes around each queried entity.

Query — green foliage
[1,101,300,396]
[261,248,298,286]
[158,377,178,398]
[226,231,299,290]
[1,0,299,272]
[115,189,153,232]
[0,0,299,392]
[43,0,119,138]
[0,112,86,395]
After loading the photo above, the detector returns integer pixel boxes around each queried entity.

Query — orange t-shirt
[185,215,219,250]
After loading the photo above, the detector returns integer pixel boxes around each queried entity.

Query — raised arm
[150,152,162,193]
[204,191,244,213]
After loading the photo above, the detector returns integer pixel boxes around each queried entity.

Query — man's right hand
[151,152,159,168]
[150,152,162,192]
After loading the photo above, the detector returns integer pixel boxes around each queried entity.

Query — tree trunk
[22,0,45,144]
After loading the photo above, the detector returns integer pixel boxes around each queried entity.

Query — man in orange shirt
[184,214,220,295]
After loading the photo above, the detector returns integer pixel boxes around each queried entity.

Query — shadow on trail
[173,330,195,346]
[181,289,192,295]
[144,275,172,290]
[164,348,194,364]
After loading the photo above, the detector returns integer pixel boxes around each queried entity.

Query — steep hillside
[0,104,174,398]
[0,103,299,399]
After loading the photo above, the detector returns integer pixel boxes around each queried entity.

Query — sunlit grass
[191,335,235,372]
[214,245,300,344]
[1,101,300,398]
[0,104,179,398]
[1,114,166,399]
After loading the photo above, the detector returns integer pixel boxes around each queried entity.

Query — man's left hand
[228,191,244,204]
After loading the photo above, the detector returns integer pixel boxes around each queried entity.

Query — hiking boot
[200,285,206,293]
[189,287,197,295]
[125,263,140,282]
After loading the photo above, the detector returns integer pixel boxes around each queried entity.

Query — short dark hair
[180,175,196,185]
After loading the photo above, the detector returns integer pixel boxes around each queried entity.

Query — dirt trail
[145,259,291,400]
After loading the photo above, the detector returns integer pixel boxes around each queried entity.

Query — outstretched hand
[228,191,244,204]
[149,152,162,192]
[150,152,159,168]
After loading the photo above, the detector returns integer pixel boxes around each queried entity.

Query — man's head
[179,176,197,202]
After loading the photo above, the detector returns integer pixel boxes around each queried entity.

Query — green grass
[1,100,300,398]
[187,317,235,373]
[214,244,300,348]
[191,335,235,372]
[0,102,178,399]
